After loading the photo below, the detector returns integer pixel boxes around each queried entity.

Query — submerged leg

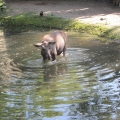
[52,54,56,61]
[63,46,66,57]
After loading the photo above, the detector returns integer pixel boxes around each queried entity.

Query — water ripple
[1,30,120,120]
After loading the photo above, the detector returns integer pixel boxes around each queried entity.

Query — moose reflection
[43,63,67,82]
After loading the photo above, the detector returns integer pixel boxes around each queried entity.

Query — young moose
[34,30,67,62]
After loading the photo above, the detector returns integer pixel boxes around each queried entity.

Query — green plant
[1,13,120,41]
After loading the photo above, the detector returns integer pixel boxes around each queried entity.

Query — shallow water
[0,28,120,120]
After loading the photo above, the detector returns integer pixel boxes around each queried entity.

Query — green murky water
[0,28,120,120]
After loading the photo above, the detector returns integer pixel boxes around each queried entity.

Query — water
[0,28,120,120]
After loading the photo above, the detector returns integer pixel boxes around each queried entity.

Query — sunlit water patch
[0,29,120,120]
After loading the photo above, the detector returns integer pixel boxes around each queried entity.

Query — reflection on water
[0,28,120,120]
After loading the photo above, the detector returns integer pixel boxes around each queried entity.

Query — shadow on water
[0,27,120,120]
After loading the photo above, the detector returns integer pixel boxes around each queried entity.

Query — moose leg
[114,0,120,6]
[63,46,66,57]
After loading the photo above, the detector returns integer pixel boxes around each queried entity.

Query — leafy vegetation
[0,0,5,6]
[0,12,120,41]
[0,0,7,13]
[101,26,120,40]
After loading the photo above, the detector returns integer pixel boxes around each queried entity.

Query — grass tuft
[0,13,120,41]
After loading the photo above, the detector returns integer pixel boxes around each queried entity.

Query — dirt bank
[6,0,120,27]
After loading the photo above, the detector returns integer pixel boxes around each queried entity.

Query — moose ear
[34,43,43,47]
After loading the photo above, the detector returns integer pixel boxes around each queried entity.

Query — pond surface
[0,28,120,120]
